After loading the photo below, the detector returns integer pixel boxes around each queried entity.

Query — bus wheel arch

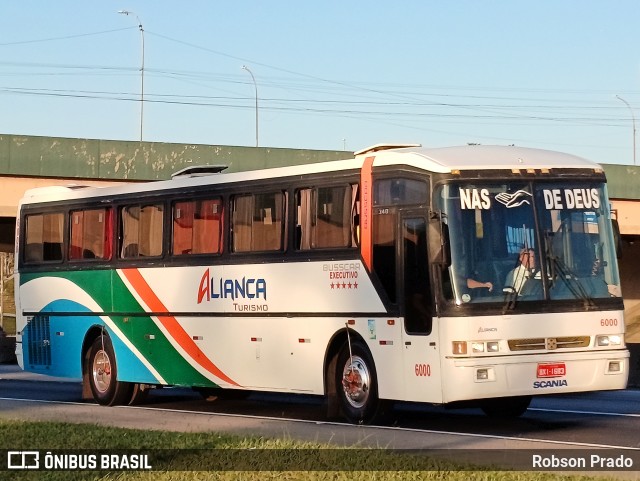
[81,326,104,400]
[325,329,384,424]
[82,327,133,406]
[324,331,349,419]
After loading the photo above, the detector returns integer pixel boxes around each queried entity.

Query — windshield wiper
[544,232,596,309]
[549,256,596,308]
[502,258,524,313]
[502,288,518,312]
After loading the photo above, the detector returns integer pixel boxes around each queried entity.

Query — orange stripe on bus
[121,268,240,387]
[360,155,375,272]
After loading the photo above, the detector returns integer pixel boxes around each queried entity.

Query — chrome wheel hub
[341,355,371,409]
[92,349,112,393]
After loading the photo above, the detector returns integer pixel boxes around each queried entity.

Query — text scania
[533,379,568,389]
[197,268,267,303]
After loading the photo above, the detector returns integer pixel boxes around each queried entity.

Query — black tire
[335,339,381,424]
[480,396,531,418]
[87,334,133,406]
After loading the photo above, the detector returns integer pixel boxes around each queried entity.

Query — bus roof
[20,144,602,205]
[364,144,601,172]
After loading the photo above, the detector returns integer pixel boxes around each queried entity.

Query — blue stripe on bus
[22,299,158,384]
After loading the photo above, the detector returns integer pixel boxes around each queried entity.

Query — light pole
[118,10,145,142]
[242,65,258,147]
[616,95,636,165]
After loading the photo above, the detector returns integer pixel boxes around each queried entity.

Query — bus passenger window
[231,192,285,253]
[296,188,312,250]
[315,186,351,248]
[69,208,112,261]
[120,204,164,258]
[24,212,64,263]
[173,198,222,255]
[296,184,358,250]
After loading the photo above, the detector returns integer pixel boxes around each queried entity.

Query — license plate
[537,363,566,378]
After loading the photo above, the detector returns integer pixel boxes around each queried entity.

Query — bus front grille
[508,336,590,351]
[26,315,51,366]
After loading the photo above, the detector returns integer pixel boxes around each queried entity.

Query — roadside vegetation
[0,419,618,481]
[0,253,15,335]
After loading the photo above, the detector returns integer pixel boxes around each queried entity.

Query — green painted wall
[599,164,640,200]
[0,134,350,181]
[1,134,638,200]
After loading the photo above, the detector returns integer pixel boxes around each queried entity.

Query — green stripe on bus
[20,270,218,388]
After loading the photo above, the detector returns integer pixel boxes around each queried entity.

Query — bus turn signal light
[452,341,467,355]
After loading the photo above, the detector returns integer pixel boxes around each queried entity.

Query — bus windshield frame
[436,180,622,311]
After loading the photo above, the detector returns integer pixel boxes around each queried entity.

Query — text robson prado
[532,454,633,469]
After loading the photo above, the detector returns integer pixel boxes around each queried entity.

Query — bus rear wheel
[480,396,531,418]
[335,340,381,424]
[87,334,133,406]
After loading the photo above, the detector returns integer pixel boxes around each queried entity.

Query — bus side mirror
[611,219,622,259]
[428,212,451,267]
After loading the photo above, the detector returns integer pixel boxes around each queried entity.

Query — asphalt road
[1,364,639,477]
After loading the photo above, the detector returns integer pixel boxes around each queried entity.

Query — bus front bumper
[441,349,629,403]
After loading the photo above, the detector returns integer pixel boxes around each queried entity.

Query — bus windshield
[438,181,621,306]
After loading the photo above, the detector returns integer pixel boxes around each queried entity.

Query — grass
[0,419,620,481]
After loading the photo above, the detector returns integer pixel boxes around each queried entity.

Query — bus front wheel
[87,334,133,406]
[335,340,381,424]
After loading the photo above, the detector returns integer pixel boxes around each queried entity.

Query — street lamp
[616,95,636,165]
[118,10,145,142]
[242,65,258,147]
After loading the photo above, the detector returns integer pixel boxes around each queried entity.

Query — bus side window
[173,198,223,256]
[252,192,285,251]
[296,184,358,251]
[296,188,312,250]
[232,192,285,253]
[69,208,112,261]
[120,204,163,258]
[24,212,64,263]
[314,185,352,248]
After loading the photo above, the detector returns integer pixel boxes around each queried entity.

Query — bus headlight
[596,335,622,347]
[453,341,501,355]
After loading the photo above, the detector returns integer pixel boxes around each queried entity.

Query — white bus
[14,144,628,423]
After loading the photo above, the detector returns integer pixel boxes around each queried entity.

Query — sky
[1,1,640,165]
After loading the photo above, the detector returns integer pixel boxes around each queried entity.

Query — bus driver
[504,248,538,294]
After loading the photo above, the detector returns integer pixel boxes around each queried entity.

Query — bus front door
[401,216,442,404]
